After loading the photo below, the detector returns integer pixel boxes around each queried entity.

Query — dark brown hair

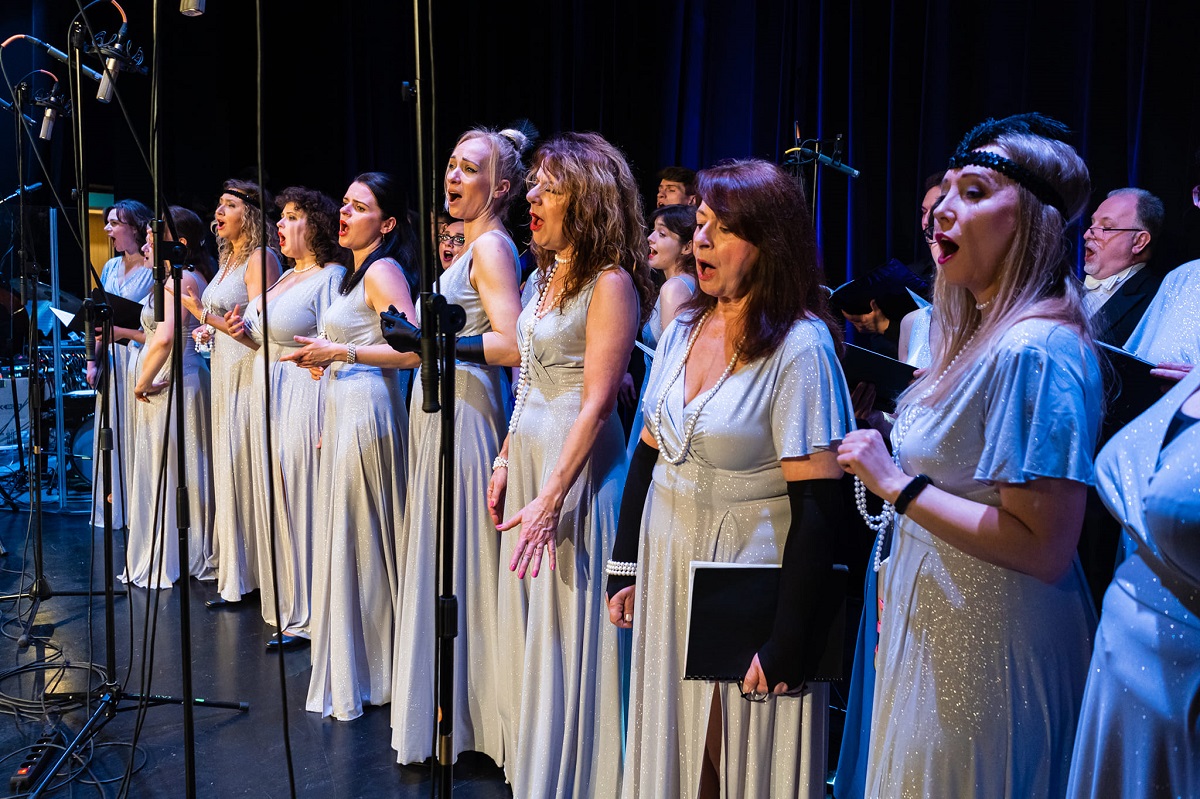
[679,159,841,361]
[104,199,153,252]
[649,203,697,276]
[166,205,216,281]
[275,186,348,269]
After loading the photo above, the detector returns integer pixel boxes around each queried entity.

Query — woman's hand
[181,285,204,319]
[741,654,790,698]
[487,465,508,527]
[191,325,212,348]
[307,366,325,381]
[225,304,246,340]
[500,493,560,579]
[86,361,98,388]
[837,428,908,503]
[1150,361,1194,384]
[133,378,169,402]
[607,585,635,628]
[280,335,341,369]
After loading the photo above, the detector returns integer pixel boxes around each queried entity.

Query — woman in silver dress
[225,187,346,648]
[282,172,419,721]
[181,180,281,607]
[390,126,529,765]
[485,132,652,797]
[123,207,216,587]
[608,160,854,799]
[838,114,1102,797]
[87,199,154,530]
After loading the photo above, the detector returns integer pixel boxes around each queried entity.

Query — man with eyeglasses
[1081,187,1165,346]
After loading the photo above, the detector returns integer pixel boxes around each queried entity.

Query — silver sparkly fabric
[905,305,934,368]
[1124,257,1200,364]
[91,256,154,528]
[306,271,411,721]
[623,317,853,799]
[121,287,214,587]
[495,269,628,797]
[243,264,344,636]
[626,274,697,459]
[202,256,259,601]
[1067,367,1200,798]
[391,231,518,766]
[868,318,1102,798]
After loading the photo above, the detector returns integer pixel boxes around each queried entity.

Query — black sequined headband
[946,150,1069,216]
[948,112,1073,217]
[222,188,260,206]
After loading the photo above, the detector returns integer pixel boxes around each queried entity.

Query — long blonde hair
[910,131,1093,407]
[213,179,278,267]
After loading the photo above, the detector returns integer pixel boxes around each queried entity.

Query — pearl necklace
[856,329,979,572]
[508,257,566,433]
[975,297,993,311]
[292,260,320,274]
[652,309,743,465]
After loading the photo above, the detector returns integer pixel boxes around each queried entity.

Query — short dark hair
[104,199,153,252]
[276,186,347,269]
[648,204,697,276]
[1107,187,1165,254]
[922,172,944,194]
[656,166,697,196]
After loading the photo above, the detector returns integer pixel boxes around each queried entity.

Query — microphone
[786,146,861,179]
[180,0,206,16]
[10,35,104,83]
[82,298,96,362]
[0,183,43,206]
[96,23,129,104]
[35,82,69,141]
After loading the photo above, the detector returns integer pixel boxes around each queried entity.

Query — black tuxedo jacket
[1091,265,1165,347]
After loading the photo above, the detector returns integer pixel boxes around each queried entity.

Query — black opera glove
[606,439,658,599]
[456,335,487,365]
[380,305,421,354]
[755,477,846,689]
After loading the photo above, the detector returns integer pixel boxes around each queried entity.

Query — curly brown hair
[678,159,841,362]
[529,132,653,322]
[275,186,348,269]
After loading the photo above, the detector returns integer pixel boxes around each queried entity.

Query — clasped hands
[279,335,342,381]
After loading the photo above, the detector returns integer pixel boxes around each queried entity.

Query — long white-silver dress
[623,316,854,799]
[1067,367,1200,799]
[496,269,629,798]
[121,289,215,587]
[306,266,411,721]
[91,256,154,528]
[867,319,1103,798]
[202,255,259,601]
[243,264,343,637]
[391,231,517,765]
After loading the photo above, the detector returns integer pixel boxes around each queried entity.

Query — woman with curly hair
[225,186,346,647]
[839,114,1102,797]
[181,179,281,607]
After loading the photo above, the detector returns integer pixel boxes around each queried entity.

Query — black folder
[840,344,918,414]
[683,561,848,683]
[91,288,147,346]
[1097,342,1166,434]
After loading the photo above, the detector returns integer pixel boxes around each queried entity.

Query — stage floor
[0,509,510,797]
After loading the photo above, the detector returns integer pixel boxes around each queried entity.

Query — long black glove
[756,477,846,689]
[606,439,658,599]
[380,304,488,364]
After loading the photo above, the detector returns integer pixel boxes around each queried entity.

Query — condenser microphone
[180,0,206,16]
[9,35,103,83]
[95,24,129,104]
[36,83,68,141]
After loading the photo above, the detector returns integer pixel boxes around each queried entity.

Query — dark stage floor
[0,508,510,798]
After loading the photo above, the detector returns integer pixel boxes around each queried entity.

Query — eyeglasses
[1083,225,1143,237]
[437,233,465,246]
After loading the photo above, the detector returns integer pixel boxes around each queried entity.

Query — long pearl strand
[652,309,743,465]
[508,255,566,434]
[857,329,979,572]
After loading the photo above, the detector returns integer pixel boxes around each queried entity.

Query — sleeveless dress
[306,266,412,721]
[495,269,630,798]
[243,265,344,637]
[1067,367,1200,799]
[202,255,259,601]
[627,274,697,455]
[391,231,517,764]
[623,317,854,799]
[121,288,215,587]
[91,256,154,528]
[867,319,1102,797]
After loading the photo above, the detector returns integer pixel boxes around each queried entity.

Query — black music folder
[1097,342,1167,434]
[683,561,847,683]
[91,289,147,345]
[841,344,918,414]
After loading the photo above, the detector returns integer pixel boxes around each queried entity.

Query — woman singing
[282,172,419,721]
[390,126,529,765]
[838,114,1101,797]
[608,160,854,798]
[181,180,281,607]
[486,132,652,796]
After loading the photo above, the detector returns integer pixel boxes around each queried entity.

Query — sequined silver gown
[623,317,854,799]
[1067,367,1200,798]
[391,231,517,764]
[202,255,259,601]
[121,287,214,587]
[495,269,630,798]
[868,319,1103,798]
[243,265,344,637]
[306,266,411,721]
[627,273,696,458]
[91,256,154,528]
[1123,257,1200,365]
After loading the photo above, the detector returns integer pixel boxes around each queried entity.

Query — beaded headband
[947,112,1073,217]
[222,188,260,206]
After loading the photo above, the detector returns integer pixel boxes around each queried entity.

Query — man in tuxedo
[1082,188,1165,345]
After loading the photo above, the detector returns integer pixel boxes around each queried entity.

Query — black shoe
[205,596,236,609]
[266,633,308,651]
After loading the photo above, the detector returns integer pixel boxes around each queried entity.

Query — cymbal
[8,278,82,310]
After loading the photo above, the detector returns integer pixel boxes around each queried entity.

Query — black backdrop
[3,0,1200,299]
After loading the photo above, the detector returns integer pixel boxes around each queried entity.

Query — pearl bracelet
[199,308,208,326]
[605,560,637,577]
[345,344,357,365]
[491,455,509,471]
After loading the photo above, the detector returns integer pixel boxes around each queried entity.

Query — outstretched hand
[500,493,559,579]
[281,335,340,369]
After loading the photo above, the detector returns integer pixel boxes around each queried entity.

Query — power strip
[9,726,67,793]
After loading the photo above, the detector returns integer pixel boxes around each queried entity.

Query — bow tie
[1083,272,1125,292]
